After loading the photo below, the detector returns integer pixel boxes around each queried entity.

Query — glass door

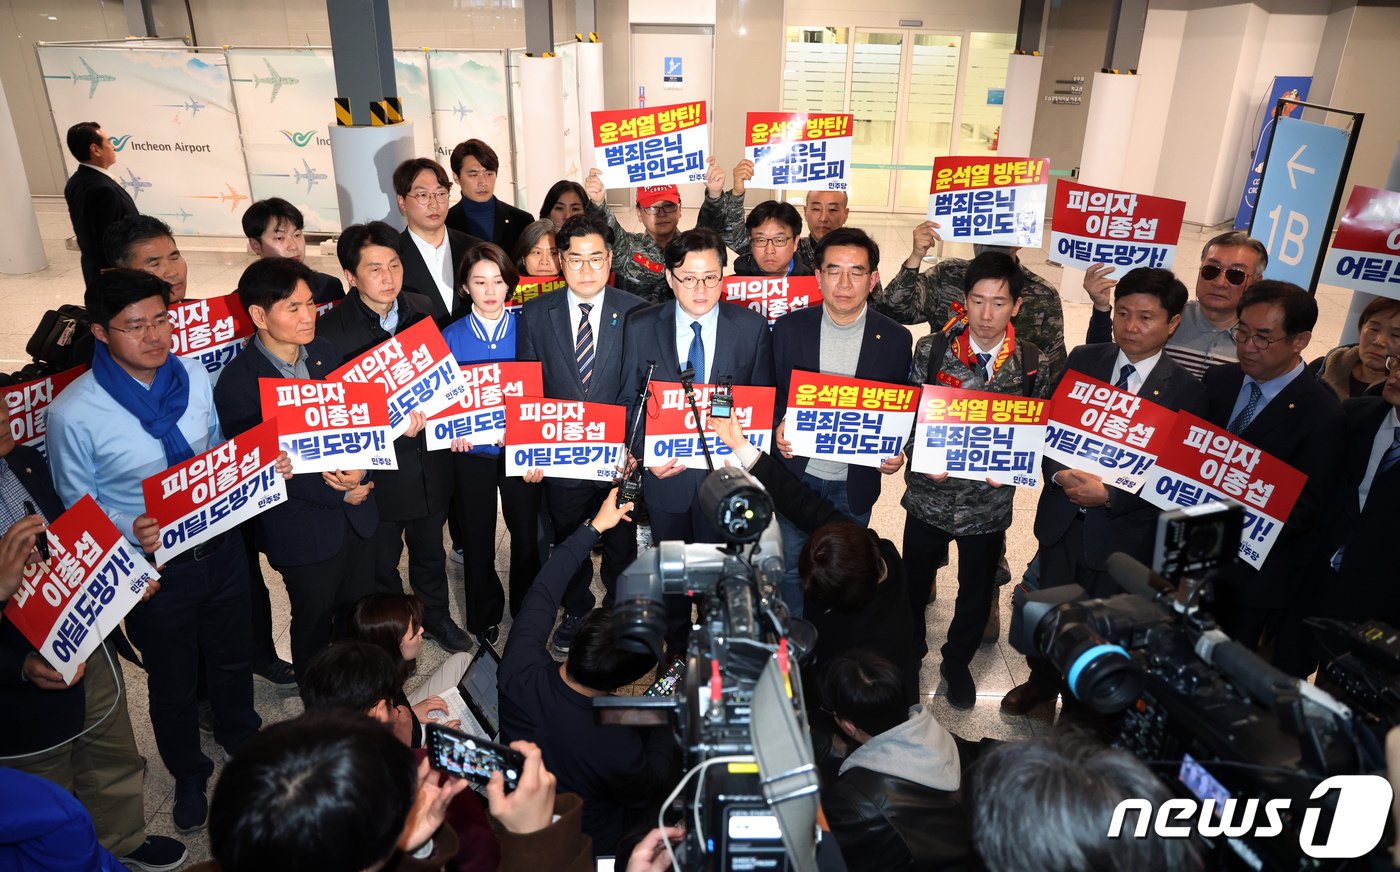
[848,31,903,209]
[893,34,962,210]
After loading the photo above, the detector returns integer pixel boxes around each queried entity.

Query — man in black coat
[241,198,346,305]
[394,158,482,326]
[1200,281,1345,676]
[63,121,138,289]
[317,221,470,653]
[444,138,534,256]
[213,258,379,682]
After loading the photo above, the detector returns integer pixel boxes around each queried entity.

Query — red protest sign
[592,101,708,147]
[327,317,466,437]
[592,102,709,188]
[930,156,1048,194]
[169,293,255,380]
[642,381,776,468]
[1321,185,1400,299]
[3,365,85,457]
[259,378,396,474]
[2,496,159,684]
[1050,180,1186,271]
[929,156,1049,246]
[784,371,919,469]
[425,361,544,451]
[503,398,626,483]
[505,277,567,313]
[141,418,288,564]
[745,112,852,146]
[723,275,823,325]
[911,385,1050,486]
[1043,371,1178,493]
[1140,412,1307,568]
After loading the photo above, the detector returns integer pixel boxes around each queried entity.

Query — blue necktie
[686,321,705,382]
[1114,364,1136,391]
[974,352,991,380]
[1228,382,1263,434]
[575,303,594,395]
[1379,426,1400,477]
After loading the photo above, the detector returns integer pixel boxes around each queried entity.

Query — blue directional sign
[664,56,682,85]
[1250,116,1350,289]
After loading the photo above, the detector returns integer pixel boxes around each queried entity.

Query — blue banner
[1250,116,1350,289]
[1234,76,1312,230]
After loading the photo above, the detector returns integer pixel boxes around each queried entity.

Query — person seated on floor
[819,649,977,872]
[499,487,682,859]
[350,593,471,747]
[1308,296,1400,400]
[198,708,593,872]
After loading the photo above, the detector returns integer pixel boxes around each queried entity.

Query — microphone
[1104,552,1177,601]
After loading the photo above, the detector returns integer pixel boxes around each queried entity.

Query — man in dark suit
[517,213,645,656]
[1003,268,1208,715]
[1326,363,1400,626]
[213,258,378,682]
[393,157,482,326]
[0,402,187,868]
[318,221,470,654]
[770,227,909,616]
[619,227,774,545]
[445,138,534,256]
[63,121,138,289]
[1200,281,1345,676]
[240,198,346,305]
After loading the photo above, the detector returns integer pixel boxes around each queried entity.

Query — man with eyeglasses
[517,214,645,656]
[393,157,483,326]
[1200,281,1345,677]
[768,227,909,616]
[730,200,814,278]
[619,227,774,545]
[47,269,287,832]
[1085,230,1268,378]
[582,159,728,304]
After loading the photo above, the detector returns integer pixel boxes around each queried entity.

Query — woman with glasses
[1307,297,1400,399]
[440,243,544,647]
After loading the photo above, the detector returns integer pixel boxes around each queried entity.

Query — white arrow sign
[1286,144,1316,190]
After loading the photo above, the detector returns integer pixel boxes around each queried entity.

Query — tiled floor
[0,197,1356,868]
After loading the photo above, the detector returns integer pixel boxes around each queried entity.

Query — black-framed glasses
[750,235,793,250]
[670,272,722,290]
[642,203,678,216]
[1200,264,1251,286]
[1228,324,1288,350]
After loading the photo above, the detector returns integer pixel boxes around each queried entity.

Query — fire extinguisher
[990,125,999,152]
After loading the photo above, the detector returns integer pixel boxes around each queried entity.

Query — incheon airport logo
[280,129,316,147]
[109,134,132,152]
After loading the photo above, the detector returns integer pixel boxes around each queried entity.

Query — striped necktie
[575,303,594,394]
[974,352,991,381]
[1115,364,1135,390]
[1228,382,1263,435]
[1379,426,1400,476]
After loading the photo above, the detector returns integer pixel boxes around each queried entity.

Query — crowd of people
[0,119,1396,871]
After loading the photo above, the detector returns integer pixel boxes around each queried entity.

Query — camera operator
[969,731,1201,872]
[498,488,682,858]
[819,649,976,871]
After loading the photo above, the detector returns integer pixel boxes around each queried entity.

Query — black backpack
[26,304,94,373]
[922,325,1040,398]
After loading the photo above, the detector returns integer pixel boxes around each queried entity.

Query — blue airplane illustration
[119,168,151,199]
[159,96,205,116]
[157,207,194,223]
[292,158,327,193]
[72,58,115,98]
[450,101,472,120]
[253,59,299,103]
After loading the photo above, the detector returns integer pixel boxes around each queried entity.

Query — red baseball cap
[636,185,680,210]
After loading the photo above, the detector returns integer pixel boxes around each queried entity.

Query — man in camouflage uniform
[582,161,729,304]
[872,219,1067,386]
[901,252,1053,710]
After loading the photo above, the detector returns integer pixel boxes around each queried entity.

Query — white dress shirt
[673,303,721,383]
[1359,407,1400,511]
[408,229,454,312]
[565,289,605,348]
[1110,348,1163,395]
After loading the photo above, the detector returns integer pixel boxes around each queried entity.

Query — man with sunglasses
[582,161,729,304]
[1200,281,1345,677]
[1085,230,1268,378]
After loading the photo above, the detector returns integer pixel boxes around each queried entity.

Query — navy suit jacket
[1201,362,1346,609]
[1326,397,1400,624]
[445,196,534,256]
[1035,343,1208,571]
[770,305,912,517]
[619,301,775,512]
[0,445,84,756]
[399,227,481,326]
[64,165,138,288]
[212,337,379,565]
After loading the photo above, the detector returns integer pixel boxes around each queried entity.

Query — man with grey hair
[1085,229,1269,378]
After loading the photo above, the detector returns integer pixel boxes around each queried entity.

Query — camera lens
[1184,523,1224,561]
[612,596,668,661]
[1046,622,1140,714]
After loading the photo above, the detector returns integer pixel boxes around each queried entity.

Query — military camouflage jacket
[901,331,1053,536]
[588,202,674,305]
[874,258,1067,387]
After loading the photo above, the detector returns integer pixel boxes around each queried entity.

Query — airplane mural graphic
[449,102,472,120]
[190,183,248,212]
[119,169,151,200]
[293,158,328,193]
[158,96,206,116]
[71,58,115,98]
[155,208,194,223]
[253,60,299,103]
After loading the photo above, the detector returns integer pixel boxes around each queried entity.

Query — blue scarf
[90,342,196,467]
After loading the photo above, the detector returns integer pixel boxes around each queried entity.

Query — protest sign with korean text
[1,496,159,684]
[425,361,543,451]
[928,157,1049,247]
[1320,185,1400,300]
[723,275,822,325]
[744,112,853,191]
[504,398,626,483]
[141,418,288,564]
[784,371,919,470]
[505,277,567,315]
[327,318,466,438]
[259,379,396,474]
[1050,180,1186,272]
[3,365,85,457]
[170,293,255,383]
[643,381,776,468]
[592,101,708,188]
[1043,372,1178,493]
[911,385,1050,487]
[1140,412,1306,568]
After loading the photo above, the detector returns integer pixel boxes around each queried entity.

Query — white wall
[782,0,1018,33]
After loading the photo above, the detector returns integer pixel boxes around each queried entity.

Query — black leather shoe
[1000,679,1059,716]
[253,656,296,687]
[941,662,976,710]
[172,776,208,831]
[424,617,472,653]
